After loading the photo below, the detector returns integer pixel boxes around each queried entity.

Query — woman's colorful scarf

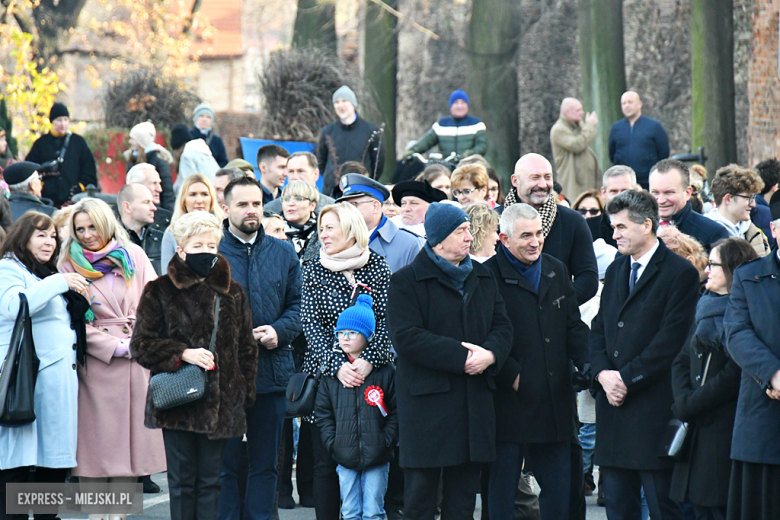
[69,239,136,284]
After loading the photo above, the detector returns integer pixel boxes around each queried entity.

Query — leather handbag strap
[700,353,713,386]
[207,295,221,354]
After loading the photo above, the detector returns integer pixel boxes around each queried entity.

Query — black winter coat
[124,150,175,212]
[485,251,589,444]
[219,222,302,394]
[8,192,56,221]
[26,132,97,207]
[131,254,258,439]
[315,361,398,470]
[124,224,164,276]
[189,127,228,167]
[387,250,513,468]
[666,201,729,250]
[317,116,385,196]
[589,240,699,470]
[586,213,617,248]
[670,292,740,507]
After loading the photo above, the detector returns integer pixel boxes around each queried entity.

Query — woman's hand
[181,348,215,370]
[337,363,365,388]
[61,272,88,293]
[767,370,780,400]
[351,358,374,379]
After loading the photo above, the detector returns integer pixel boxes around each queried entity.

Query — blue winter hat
[335,294,376,341]
[424,202,470,247]
[449,89,469,108]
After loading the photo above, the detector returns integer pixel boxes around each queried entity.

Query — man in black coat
[649,158,729,249]
[116,184,164,275]
[484,203,589,520]
[387,202,512,520]
[4,162,56,220]
[590,190,699,520]
[500,153,598,305]
[26,103,97,207]
[587,165,638,248]
[317,86,384,196]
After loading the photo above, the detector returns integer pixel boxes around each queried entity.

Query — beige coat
[550,114,601,200]
[60,244,166,477]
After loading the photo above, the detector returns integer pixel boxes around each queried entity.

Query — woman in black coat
[300,203,392,520]
[131,211,258,520]
[670,237,757,520]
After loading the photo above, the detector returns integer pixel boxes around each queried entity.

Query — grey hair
[605,189,660,234]
[8,177,34,194]
[499,203,540,237]
[125,162,156,184]
[214,167,245,183]
[602,165,637,189]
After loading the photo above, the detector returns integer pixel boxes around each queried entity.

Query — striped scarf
[69,239,136,284]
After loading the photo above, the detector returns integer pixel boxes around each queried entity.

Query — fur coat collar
[167,252,231,295]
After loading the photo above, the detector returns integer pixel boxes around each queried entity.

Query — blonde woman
[58,198,164,517]
[161,174,223,273]
[465,202,500,262]
[263,213,288,242]
[281,180,320,262]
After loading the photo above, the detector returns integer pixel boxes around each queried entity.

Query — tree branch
[183,0,203,36]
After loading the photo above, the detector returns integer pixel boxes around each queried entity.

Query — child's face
[338,330,368,357]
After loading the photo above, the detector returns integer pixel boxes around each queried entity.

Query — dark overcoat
[723,251,780,465]
[485,251,589,444]
[131,254,259,440]
[387,250,513,468]
[589,240,699,470]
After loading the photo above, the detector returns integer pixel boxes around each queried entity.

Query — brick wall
[214,111,263,161]
[748,0,780,166]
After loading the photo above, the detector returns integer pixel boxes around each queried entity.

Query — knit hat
[170,124,192,150]
[449,90,469,108]
[130,121,156,150]
[392,180,448,206]
[192,103,216,124]
[4,161,40,186]
[226,158,255,175]
[335,294,376,341]
[332,86,358,109]
[425,202,470,247]
[49,102,69,122]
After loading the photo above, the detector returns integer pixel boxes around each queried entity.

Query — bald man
[117,183,164,274]
[550,98,600,201]
[608,91,669,190]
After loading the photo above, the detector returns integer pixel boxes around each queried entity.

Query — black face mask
[184,253,219,278]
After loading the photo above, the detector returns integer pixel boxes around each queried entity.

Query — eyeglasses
[336,331,359,340]
[348,200,376,207]
[452,188,478,197]
[488,187,499,194]
[730,193,757,203]
[706,261,722,269]
[577,208,601,216]
[281,196,311,203]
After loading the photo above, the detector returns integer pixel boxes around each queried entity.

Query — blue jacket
[219,222,302,394]
[751,194,776,248]
[724,251,780,464]
[667,202,730,250]
[189,127,228,167]
[369,218,424,273]
[608,115,669,188]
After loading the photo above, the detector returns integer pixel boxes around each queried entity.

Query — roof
[190,0,243,58]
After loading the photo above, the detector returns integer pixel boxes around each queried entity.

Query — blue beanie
[424,202,470,247]
[335,294,375,341]
[449,89,469,108]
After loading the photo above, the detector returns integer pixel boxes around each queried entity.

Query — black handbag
[0,294,40,426]
[286,361,327,418]
[149,295,220,411]
[658,353,712,461]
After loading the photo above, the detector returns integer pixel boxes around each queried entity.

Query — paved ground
[62,470,608,520]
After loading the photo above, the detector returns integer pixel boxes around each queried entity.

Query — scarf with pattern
[69,239,136,284]
[504,188,558,238]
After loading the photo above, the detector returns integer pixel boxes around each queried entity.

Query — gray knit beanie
[332,86,358,109]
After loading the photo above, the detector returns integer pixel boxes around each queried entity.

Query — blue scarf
[691,291,729,355]
[369,215,388,243]
[501,243,541,292]
[424,243,472,294]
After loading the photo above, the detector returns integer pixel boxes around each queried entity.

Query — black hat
[171,124,192,150]
[4,161,40,186]
[336,174,390,203]
[49,102,69,122]
[392,180,448,205]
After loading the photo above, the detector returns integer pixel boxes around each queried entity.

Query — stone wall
[748,0,780,166]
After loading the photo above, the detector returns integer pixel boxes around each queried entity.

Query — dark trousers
[278,418,313,499]
[691,505,726,520]
[163,429,227,520]
[384,447,404,512]
[0,466,68,520]
[296,420,314,500]
[310,421,340,520]
[219,392,286,520]
[602,466,684,520]
[404,463,481,520]
[488,441,570,520]
[569,439,585,520]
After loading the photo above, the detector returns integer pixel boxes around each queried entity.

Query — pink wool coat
[60,243,166,477]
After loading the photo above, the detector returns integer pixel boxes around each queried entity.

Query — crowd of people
[0,86,778,520]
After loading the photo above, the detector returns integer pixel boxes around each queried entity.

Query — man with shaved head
[609,91,669,189]
[550,97,600,201]
[116,183,163,274]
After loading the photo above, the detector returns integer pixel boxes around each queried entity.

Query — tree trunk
[691,0,736,178]
[362,0,397,181]
[465,0,521,183]
[578,0,626,173]
[32,0,89,67]
[293,0,337,56]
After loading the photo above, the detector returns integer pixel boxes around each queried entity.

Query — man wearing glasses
[4,162,56,221]
[704,164,770,257]
[649,159,729,250]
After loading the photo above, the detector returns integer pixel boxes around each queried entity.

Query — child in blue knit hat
[314,294,398,520]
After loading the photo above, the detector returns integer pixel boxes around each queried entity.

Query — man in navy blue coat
[608,92,669,190]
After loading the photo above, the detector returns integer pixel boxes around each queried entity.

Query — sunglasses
[577,208,601,216]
